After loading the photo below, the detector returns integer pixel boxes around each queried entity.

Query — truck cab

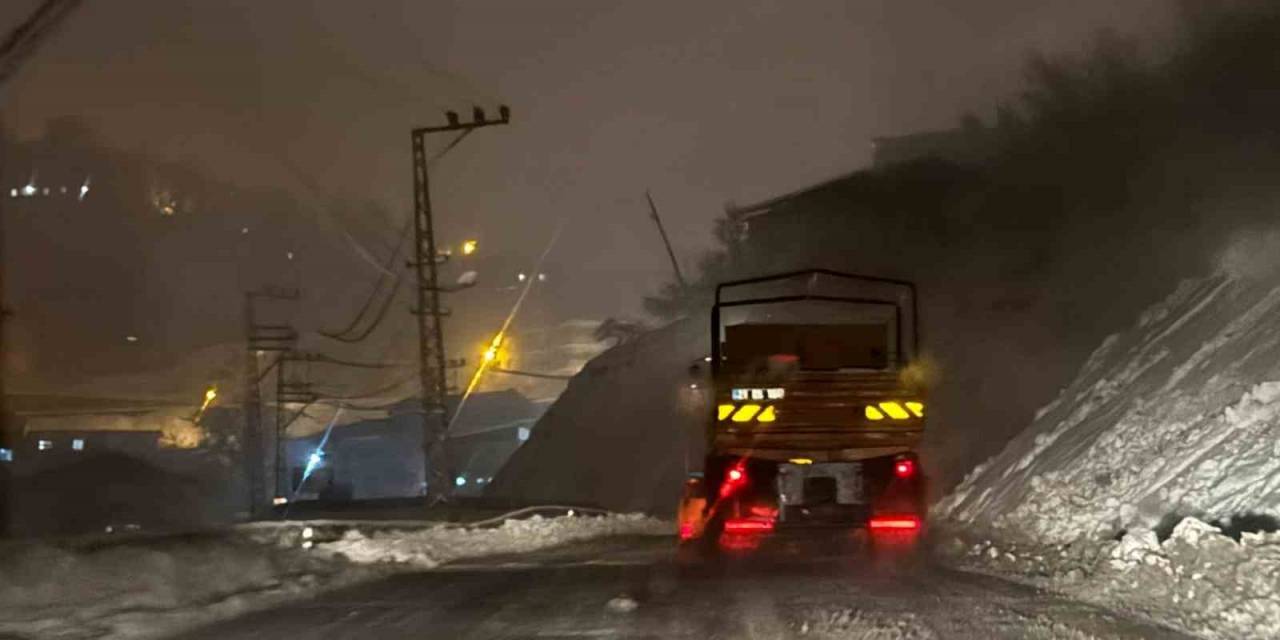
[679,269,927,551]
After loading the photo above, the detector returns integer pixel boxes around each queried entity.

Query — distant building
[285,389,546,501]
[870,122,994,168]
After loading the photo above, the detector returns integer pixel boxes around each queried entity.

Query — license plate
[777,462,863,505]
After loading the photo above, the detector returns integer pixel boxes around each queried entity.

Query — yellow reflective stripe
[879,402,910,420]
[731,404,761,422]
[905,401,924,418]
[717,404,736,421]
[865,405,885,421]
[756,406,776,423]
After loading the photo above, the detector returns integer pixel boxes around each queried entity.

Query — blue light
[454,476,466,487]
[302,450,324,480]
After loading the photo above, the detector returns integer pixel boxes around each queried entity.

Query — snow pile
[0,513,668,639]
[941,516,1280,639]
[0,534,375,640]
[311,513,671,567]
[936,273,1280,543]
[933,248,1280,638]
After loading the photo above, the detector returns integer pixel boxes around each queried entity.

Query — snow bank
[936,273,1280,543]
[305,512,671,567]
[939,516,1280,639]
[0,534,375,640]
[0,513,669,639]
[933,244,1280,637]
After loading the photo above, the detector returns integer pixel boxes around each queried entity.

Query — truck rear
[678,269,927,554]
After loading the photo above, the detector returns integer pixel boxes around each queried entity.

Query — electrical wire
[318,128,475,344]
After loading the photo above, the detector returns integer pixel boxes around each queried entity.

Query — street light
[461,239,478,256]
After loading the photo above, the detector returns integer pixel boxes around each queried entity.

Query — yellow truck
[678,269,927,553]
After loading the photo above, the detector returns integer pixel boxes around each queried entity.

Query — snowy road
[174,535,1196,640]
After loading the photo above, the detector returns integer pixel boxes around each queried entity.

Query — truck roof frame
[711,268,920,370]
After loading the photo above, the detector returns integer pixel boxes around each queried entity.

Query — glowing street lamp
[461,239,478,256]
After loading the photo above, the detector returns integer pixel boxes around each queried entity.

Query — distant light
[537,273,547,282]
[72,438,85,451]
[301,540,314,550]
[205,387,218,403]
[126,335,139,343]
[454,476,467,487]
[59,186,67,194]
[703,356,712,362]
[78,178,90,201]
[301,526,314,540]
[567,509,575,517]
[308,452,323,467]
[476,477,486,485]
[461,239,478,256]
[688,383,698,390]
[37,439,53,451]
[241,227,250,234]
[517,427,530,441]
[517,272,527,282]
[789,458,813,465]
[41,187,49,196]
[21,184,35,197]
[8,189,16,198]
[286,251,295,261]
[256,350,265,357]
[272,496,288,506]
[0,448,13,462]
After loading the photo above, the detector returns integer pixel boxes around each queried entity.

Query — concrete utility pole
[273,351,316,500]
[409,105,509,502]
[243,287,299,518]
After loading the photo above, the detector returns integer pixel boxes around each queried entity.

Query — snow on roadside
[305,512,672,567]
[0,513,670,640]
[933,238,1280,639]
[937,517,1280,639]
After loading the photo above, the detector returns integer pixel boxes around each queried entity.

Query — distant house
[871,122,994,168]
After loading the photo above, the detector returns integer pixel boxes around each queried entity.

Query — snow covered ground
[0,512,670,640]
[934,238,1280,639]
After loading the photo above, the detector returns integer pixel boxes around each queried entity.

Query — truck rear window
[723,323,889,372]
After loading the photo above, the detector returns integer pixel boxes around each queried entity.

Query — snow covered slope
[486,316,707,513]
[936,267,1280,544]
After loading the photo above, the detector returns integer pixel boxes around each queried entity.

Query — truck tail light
[893,458,916,479]
[724,518,774,533]
[869,514,920,531]
[719,464,747,498]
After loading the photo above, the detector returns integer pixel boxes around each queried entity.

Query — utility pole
[274,351,315,501]
[645,190,687,289]
[410,105,510,502]
[243,287,299,518]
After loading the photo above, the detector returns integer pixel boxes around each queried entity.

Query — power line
[319,129,476,345]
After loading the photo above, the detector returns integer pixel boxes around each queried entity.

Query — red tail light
[724,518,774,533]
[893,458,916,479]
[679,522,694,540]
[868,514,921,531]
[719,464,748,498]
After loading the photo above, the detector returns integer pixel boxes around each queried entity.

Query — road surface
[176,535,1195,639]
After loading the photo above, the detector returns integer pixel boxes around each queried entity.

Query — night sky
[3,0,1173,322]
